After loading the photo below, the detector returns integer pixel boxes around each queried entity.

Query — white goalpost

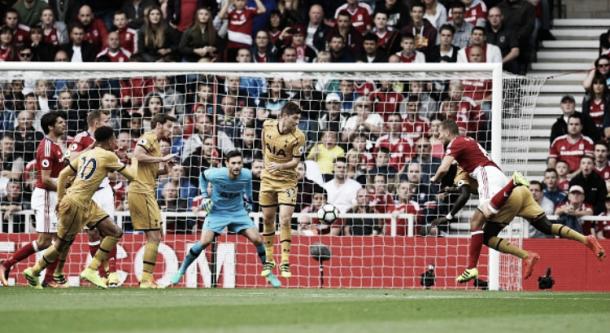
[0,62,545,290]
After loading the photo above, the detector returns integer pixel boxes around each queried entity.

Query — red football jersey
[96,48,132,62]
[448,1,487,26]
[401,116,430,140]
[457,99,486,135]
[69,131,95,153]
[43,27,60,45]
[595,164,610,181]
[227,7,257,46]
[461,79,492,102]
[83,19,108,52]
[369,90,404,119]
[375,135,414,171]
[14,24,30,45]
[548,135,594,172]
[446,135,498,173]
[35,137,65,189]
[389,202,419,236]
[368,192,394,213]
[0,46,14,61]
[117,27,138,54]
[585,99,605,128]
[335,3,372,35]
[596,212,610,238]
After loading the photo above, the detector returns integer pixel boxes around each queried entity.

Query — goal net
[0,63,545,290]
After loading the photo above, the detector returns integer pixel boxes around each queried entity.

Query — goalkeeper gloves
[200,198,213,213]
[243,195,253,213]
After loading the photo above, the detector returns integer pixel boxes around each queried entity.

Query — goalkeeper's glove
[243,195,253,213]
[200,198,213,213]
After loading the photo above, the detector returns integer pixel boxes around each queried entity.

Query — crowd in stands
[0,0,608,240]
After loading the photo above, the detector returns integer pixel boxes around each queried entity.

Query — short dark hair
[312,183,327,196]
[87,109,110,127]
[151,113,177,129]
[335,157,347,164]
[441,119,460,135]
[438,24,455,35]
[411,3,424,11]
[530,180,543,191]
[224,149,243,161]
[401,33,415,42]
[567,113,582,123]
[377,147,390,155]
[595,141,608,149]
[280,101,301,116]
[337,10,351,20]
[40,111,66,135]
[472,26,486,35]
[363,32,378,42]
[94,126,115,142]
[450,2,466,11]
[544,168,558,176]
[580,155,594,163]
[69,22,85,33]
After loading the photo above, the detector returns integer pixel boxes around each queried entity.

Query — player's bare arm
[431,155,455,183]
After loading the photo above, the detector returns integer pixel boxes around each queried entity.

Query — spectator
[395,33,426,63]
[280,45,297,62]
[423,0,447,29]
[549,113,595,174]
[266,9,285,45]
[555,185,593,234]
[0,26,16,61]
[294,78,324,144]
[595,195,610,239]
[369,147,398,177]
[277,0,305,27]
[401,3,437,55]
[375,113,413,172]
[457,26,502,63]
[60,24,97,62]
[318,93,347,132]
[344,188,380,236]
[447,2,473,49]
[399,161,437,204]
[251,30,278,62]
[0,136,24,181]
[448,0,487,27]
[486,7,520,74]
[260,77,289,117]
[330,11,363,57]
[345,148,368,184]
[302,4,329,53]
[137,5,180,62]
[76,5,109,55]
[0,91,15,133]
[402,80,437,120]
[5,80,25,113]
[390,180,420,236]
[349,132,374,171]
[411,136,441,184]
[295,161,316,212]
[178,7,220,62]
[218,0,266,61]
[233,126,261,168]
[400,95,430,141]
[327,33,355,63]
[342,97,383,142]
[528,180,555,238]
[307,130,345,179]
[157,164,198,208]
[29,26,55,61]
[4,9,30,46]
[287,27,316,63]
[497,0,535,74]
[427,24,459,63]
[13,0,46,27]
[375,0,410,30]
[97,31,132,62]
[0,181,24,233]
[39,7,68,46]
[158,181,195,233]
[550,95,599,143]
[112,10,138,55]
[370,11,400,56]
[116,130,132,164]
[55,88,85,138]
[428,116,445,158]
[359,33,388,63]
[184,133,220,188]
[368,173,394,213]
[121,0,157,29]
[570,155,607,215]
[601,28,610,56]
[368,80,404,119]
[298,184,341,236]
[334,1,372,35]
[594,142,610,192]
[555,160,571,192]
[150,75,185,115]
[583,56,610,91]
[323,157,362,213]
[543,168,567,206]
[582,76,610,139]
[12,110,42,163]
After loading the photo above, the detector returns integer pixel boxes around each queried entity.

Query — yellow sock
[32,246,60,275]
[488,236,528,259]
[141,241,159,282]
[280,225,291,264]
[263,222,275,261]
[89,236,119,270]
[552,224,587,244]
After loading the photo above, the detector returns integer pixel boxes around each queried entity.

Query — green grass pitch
[1,288,609,333]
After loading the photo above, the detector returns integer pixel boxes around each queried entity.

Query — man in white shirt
[457,26,501,63]
[323,157,362,213]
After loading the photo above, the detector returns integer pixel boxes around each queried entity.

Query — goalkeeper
[171,150,281,287]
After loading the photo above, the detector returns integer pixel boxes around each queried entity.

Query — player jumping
[0,112,67,288]
[68,110,120,287]
[260,102,306,279]
[23,126,136,289]
[430,119,530,282]
[170,150,281,287]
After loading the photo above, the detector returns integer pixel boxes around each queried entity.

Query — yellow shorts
[128,192,162,230]
[493,186,545,225]
[57,196,109,240]
[259,178,297,207]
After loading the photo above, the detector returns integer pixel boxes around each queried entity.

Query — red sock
[43,260,59,284]
[108,246,117,272]
[490,181,516,212]
[3,242,37,268]
[468,230,484,269]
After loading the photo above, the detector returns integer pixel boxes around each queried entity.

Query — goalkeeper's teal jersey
[199,167,252,215]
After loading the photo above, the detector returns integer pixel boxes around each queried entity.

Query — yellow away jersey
[66,147,126,203]
[454,166,478,194]
[129,131,161,194]
[261,119,306,184]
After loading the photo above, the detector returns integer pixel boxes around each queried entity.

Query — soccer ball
[317,204,339,224]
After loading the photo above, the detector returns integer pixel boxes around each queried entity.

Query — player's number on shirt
[78,156,97,180]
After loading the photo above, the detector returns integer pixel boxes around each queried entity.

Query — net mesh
[0,66,545,290]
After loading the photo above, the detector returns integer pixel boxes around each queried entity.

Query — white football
[317,204,339,224]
